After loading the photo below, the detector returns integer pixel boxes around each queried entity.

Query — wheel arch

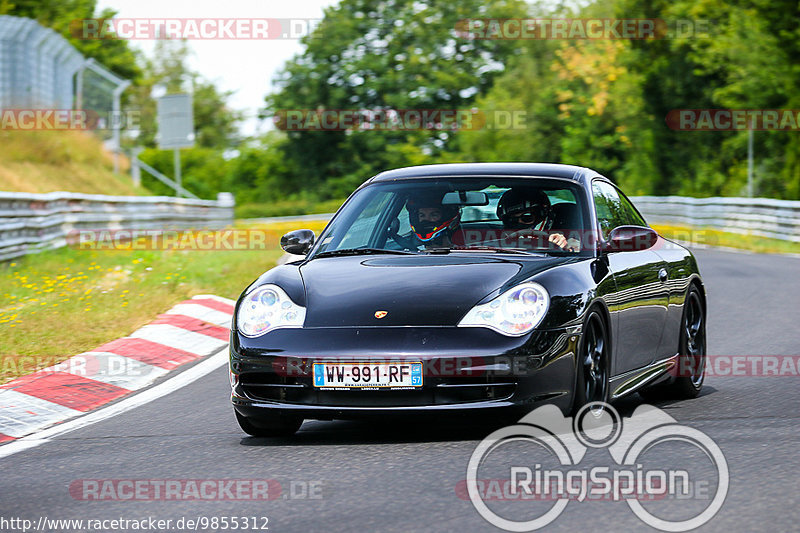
[688,276,707,314]
[580,296,614,373]
[570,297,613,413]
[585,297,613,352]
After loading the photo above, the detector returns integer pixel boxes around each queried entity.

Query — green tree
[664,0,800,198]
[266,0,529,197]
[456,0,800,199]
[454,1,658,194]
[131,39,242,149]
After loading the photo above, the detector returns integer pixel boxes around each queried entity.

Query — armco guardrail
[0,191,234,261]
[631,196,800,243]
[242,198,800,245]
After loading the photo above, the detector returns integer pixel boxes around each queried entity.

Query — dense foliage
[264,0,800,200]
[5,0,800,204]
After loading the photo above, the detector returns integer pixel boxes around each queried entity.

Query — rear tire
[640,286,706,401]
[235,410,303,437]
[572,309,610,415]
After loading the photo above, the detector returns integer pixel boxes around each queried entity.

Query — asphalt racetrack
[1,247,798,532]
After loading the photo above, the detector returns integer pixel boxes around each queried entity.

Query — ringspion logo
[465,402,728,531]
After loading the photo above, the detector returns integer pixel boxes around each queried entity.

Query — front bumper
[230,326,579,420]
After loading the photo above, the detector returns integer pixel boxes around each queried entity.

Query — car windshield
[312,177,591,257]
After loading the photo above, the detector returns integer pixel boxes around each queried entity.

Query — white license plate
[312,362,423,389]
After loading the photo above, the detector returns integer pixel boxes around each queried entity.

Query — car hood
[298,254,562,327]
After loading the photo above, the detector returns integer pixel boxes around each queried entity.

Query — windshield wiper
[425,246,543,256]
[312,247,418,259]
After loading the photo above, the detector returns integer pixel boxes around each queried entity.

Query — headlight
[237,284,306,337]
[458,282,549,336]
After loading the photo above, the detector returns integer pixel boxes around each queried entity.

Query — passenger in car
[405,193,462,249]
[496,189,580,251]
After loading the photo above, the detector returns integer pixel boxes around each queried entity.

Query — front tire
[235,410,303,437]
[640,286,706,401]
[572,310,610,414]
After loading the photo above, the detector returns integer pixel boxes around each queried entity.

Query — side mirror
[606,225,658,252]
[280,229,315,255]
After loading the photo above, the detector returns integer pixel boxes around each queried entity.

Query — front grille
[238,372,516,407]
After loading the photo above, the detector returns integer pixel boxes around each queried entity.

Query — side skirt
[609,354,678,400]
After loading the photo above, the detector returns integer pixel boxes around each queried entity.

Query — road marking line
[1,372,130,412]
[130,324,227,355]
[54,353,169,390]
[150,314,230,341]
[192,294,236,308]
[0,347,228,460]
[0,295,234,447]
[0,390,83,438]
[92,338,200,369]
[164,303,232,327]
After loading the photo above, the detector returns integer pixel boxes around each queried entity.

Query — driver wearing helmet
[496,188,579,251]
[406,192,461,248]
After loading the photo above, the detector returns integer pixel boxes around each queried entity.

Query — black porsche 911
[230,163,707,437]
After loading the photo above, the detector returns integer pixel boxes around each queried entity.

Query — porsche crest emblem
[374,310,388,319]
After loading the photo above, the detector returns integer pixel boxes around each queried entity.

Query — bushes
[137,147,228,199]
[235,198,345,219]
[137,135,350,217]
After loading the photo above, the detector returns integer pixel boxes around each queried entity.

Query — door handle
[658,268,668,282]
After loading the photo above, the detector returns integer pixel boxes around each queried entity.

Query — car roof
[368,163,596,184]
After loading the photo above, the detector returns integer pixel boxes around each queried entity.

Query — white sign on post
[157,94,195,149]
[156,94,195,197]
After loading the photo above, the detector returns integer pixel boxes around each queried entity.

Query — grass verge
[235,198,345,219]
[0,130,149,196]
[0,219,329,384]
[652,224,800,255]
[10,216,792,384]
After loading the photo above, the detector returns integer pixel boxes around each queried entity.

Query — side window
[336,191,393,249]
[617,189,647,228]
[592,181,649,240]
[592,181,628,240]
[397,204,412,234]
